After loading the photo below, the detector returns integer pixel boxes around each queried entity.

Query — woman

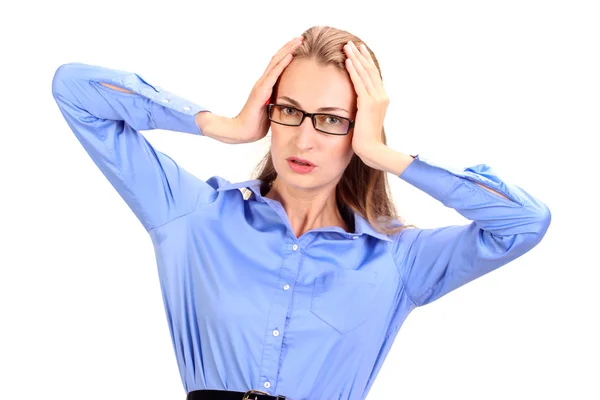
[51,25,551,400]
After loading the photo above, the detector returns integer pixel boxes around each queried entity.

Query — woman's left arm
[344,40,551,307]
[384,152,552,307]
[356,145,511,200]
[354,133,552,308]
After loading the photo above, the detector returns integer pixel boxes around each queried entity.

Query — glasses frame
[267,103,355,136]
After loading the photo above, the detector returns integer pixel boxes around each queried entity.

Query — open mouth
[290,159,313,166]
[287,159,316,173]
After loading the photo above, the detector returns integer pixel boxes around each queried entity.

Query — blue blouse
[51,62,551,400]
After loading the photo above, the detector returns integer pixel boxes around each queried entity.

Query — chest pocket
[310,268,378,335]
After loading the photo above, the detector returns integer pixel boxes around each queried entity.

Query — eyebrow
[277,96,350,114]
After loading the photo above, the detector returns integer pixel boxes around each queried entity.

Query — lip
[287,159,316,174]
[286,157,316,166]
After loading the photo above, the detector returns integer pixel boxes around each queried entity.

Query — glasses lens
[314,114,350,135]
[269,105,303,125]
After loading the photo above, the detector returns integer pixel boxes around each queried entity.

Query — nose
[295,115,318,148]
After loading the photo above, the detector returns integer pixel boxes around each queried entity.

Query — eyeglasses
[267,103,354,135]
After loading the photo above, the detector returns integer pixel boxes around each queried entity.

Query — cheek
[269,126,284,152]
[328,140,354,167]
[268,128,288,168]
[338,135,354,157]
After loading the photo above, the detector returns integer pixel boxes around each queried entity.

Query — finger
[262,37,303,77]
[349,42,377,90]
[345,57,368,99]
[262,52,293,92]
[358,43,377,68]
[357,43,384,89]
[345,42,375,95]
[254,52,294,107]
[357,44,389,105]
[261,39,296,76]
[351,42,374,71]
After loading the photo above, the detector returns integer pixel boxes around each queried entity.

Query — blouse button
[183,106,191,111]
[272,330,280,337]
[283,284,290,291]
[264,381,271,389]
[292,244,298,251]
[161,98,170,103]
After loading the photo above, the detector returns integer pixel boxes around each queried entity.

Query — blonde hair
[243,25,417,235]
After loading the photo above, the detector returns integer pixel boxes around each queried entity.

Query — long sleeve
[391,154,551,307]
[51,62,217,232]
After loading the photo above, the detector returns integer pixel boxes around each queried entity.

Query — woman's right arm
[51,62,217,233]
[96,80,239,144]
[51,40,303,231]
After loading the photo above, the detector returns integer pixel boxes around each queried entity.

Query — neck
[264,179,349,238]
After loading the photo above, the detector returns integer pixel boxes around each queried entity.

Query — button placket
[257,239,301,393]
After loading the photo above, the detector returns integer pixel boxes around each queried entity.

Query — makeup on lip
[288,159,315,173]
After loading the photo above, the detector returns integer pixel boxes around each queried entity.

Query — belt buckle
[243,389,270,400]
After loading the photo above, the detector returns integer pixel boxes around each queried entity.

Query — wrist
[354,143,386,161]
[195,112,233,141]
[355,144,415,176]
[195,111,215,136]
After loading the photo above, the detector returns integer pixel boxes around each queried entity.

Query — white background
[1,0,598,399]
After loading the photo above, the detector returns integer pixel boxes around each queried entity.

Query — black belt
[187,389,287,400]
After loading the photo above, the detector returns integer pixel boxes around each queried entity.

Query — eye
[282,107,298,115]
[325,116,341,125]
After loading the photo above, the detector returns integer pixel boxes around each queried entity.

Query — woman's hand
[343,40,390,163]
[196,36,304,144]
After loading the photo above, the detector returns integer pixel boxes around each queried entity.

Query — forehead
[278,58,356,113]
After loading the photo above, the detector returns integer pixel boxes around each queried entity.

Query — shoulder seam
[389,235,419,308]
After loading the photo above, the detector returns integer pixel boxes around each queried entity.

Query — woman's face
[269,57,357,194]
